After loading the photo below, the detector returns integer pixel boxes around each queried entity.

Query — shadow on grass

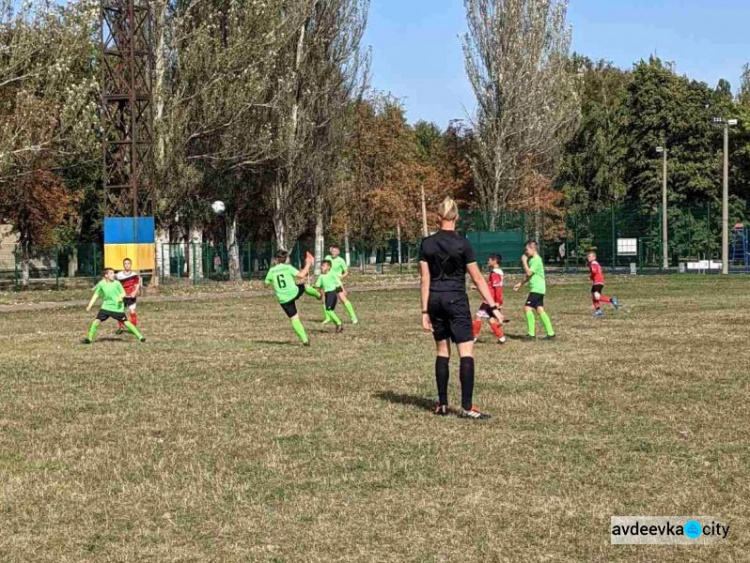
[254,340,299,347]
[374,391,435,412]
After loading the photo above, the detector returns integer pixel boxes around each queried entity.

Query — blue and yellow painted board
[104,218,155,270]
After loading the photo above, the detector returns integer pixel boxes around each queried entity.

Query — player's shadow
[374,391,435,412]
[96,337,126,343]
[254,340,298,347]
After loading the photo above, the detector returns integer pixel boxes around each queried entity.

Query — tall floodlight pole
[101,0,155,218]
[713,117,738,274]
[656,146,668,269]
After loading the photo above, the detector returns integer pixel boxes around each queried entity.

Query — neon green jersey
[528,255,546,295]
[94,279,125,312]
[265,263,300,303]
[315,271,341,293]
[325,255,348,278]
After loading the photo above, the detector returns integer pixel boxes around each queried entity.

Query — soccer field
[1,275,749,562]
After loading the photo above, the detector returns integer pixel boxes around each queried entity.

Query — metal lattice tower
[100,0,154,218]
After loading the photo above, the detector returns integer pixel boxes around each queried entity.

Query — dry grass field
[0,274,748,562]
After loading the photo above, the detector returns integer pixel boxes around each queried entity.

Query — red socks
[490,322,504,339]
[599,296,612,304]
[131,313,138,326]
[472,320,482,339]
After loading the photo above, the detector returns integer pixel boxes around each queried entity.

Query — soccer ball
[211,200,225,214]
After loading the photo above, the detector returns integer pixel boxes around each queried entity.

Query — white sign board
[617,238,638,256]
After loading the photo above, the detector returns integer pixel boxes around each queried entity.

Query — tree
[462,0,580,229]
[0,0,99,284]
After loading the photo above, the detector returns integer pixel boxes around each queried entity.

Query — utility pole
[656,145,668,269]
[713,117,738,274]
[420,184,429,237]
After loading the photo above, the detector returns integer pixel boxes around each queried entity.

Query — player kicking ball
[472,253,506,344]
[83,268,145,344]
[316,259,344,333]
[116,257,140,334]
[513,240,556,341]
[265,250,321,346]
[321,245,358,324]
[587,251,620,317]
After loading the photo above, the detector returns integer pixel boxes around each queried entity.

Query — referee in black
[419,196,502,419]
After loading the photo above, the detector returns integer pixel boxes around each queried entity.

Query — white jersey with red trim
[116,270,141,296]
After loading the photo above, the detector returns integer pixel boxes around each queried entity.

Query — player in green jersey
[264,250,321,345]
[83,268,145,344]
[321,245,358,324]
[315,259,344,333]
[513,240,556,340]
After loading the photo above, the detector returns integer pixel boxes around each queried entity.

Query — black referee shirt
[419,230,476,292]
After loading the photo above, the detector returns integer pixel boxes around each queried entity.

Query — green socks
[124,321,144,340]
[344,300,357,322]
[327,310,342,326]
[291,318,309,344]
[525,310,536,337]
[322,303,330,322]
[87,321,100,342]
[305,285,321,299]
[539,311,555,337]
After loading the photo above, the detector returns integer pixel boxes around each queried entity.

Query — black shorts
[525,293,545,309]
[279,285,306,318]
[591,284,604,295]
[334,286,344,295]
[124,297,137,308]
[427,291,473,344]
[324,291,338,311]
[96,309,127,322]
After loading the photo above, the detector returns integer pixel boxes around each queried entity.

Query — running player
[315,259,344,333]
[116,258,140,333]
[420,196,501,420]
[322,245,358,324]
[265,250,321,346]
[84,268,145,344]
[513,241,556,340]
[587,251,620,317]
[472,253,506,344]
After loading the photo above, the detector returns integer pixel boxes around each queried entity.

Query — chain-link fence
[2,202,749,290]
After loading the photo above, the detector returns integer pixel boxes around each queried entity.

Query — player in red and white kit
[472,254,507,344]
[587,251,619,317]
[116,258,141,332]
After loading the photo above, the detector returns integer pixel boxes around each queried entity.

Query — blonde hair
[437,196,458,222]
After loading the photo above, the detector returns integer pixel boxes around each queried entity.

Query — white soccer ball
[211,200,226,214]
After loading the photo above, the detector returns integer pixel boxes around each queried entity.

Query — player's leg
[451,294,490,419]
[597,285,619,309]
[338,288,358,324]
[489,317,506,343]
[473,303,491,341]
[85,316,103,344]
[434,339,451,415]
[537,305,555,338]
[128,299,138,326]
[591,286,603,317]
[302,284,321,299]
[119,311,145,342]
[281,300,309,345]
[325,291,343,331]
[524,300,536,339]
[430,296,451,415]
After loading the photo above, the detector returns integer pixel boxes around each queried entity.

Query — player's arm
[86,290,99,312]
[419,261,432,332]
[513,255,533,291]
[468,263,503,322]
[132,276,141,296]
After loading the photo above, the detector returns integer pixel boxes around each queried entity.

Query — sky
[362,0,750,127]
